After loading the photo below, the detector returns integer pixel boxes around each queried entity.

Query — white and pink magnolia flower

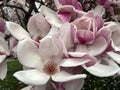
[6,21,97,90]
[52,0,120,77]
[12,36,87,90]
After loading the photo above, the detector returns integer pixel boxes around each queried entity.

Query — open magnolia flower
[51,0,120,77]
[3,0,120,89]
[6,21,98,90]
[13,36,87,90]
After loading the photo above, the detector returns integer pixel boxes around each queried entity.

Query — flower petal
[61,52,97,67]
[17,38,41,68]
[39,35,63,61]
[76,36,108,56]
[6,22,30,41]
[52,71,86,82]
[27,13,50,39]
[107,52,120,64]
[59,23,74,50]
[64,79,84,90]
[93,5,105,16]
[0,55,6,63]
[83,58,120,77]
[21,85,34,90]
[0,38,9,55]
[57,5,85,22]
[77,30,94,44]
[0,62,7,80]
[54,0,82,10]
[14,69,50,85]
[40,6,62,27]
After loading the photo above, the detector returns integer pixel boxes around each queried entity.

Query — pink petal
[58,5,85,22]
[52,71,86,82]
[17,39,42,68]
[0,62,7,80]
[27,13,50,40]
[77,30,94,44]
[76,36,108,56]
[58,0,82,10]
[14,69,50,85]
[6,22,30,41]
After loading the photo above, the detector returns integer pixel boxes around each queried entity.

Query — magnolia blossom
[14,36,87,90]
[53,0,120,77]
[6,20,99,90]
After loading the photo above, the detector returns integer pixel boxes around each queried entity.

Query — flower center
[43,61,58,75]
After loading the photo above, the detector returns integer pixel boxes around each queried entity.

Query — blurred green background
[0,58,120,90]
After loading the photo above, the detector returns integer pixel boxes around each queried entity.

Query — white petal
[0,55,6,63]
[27,13,50,39]
[60,58,90,67]
[59,23,74,50]
[52,71,86,82]
[39,36,63,61]
[0,62,7,80]
[14,69,50,85]
[54,0,62,9]
[17,39,42,68]
[0,38,9,55]
[107,52,120,64]
[21,85,34,90]
[64,79,85,90]
[40,6,62,27]
[83,59,120,77]
[6,22,30,41]
[93,5,105,16]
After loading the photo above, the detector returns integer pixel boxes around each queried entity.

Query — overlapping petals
[4,0,120,90]
[13,34,87,90]
[0,20,10,80]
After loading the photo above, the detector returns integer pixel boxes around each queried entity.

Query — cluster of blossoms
[1,0,120,90]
